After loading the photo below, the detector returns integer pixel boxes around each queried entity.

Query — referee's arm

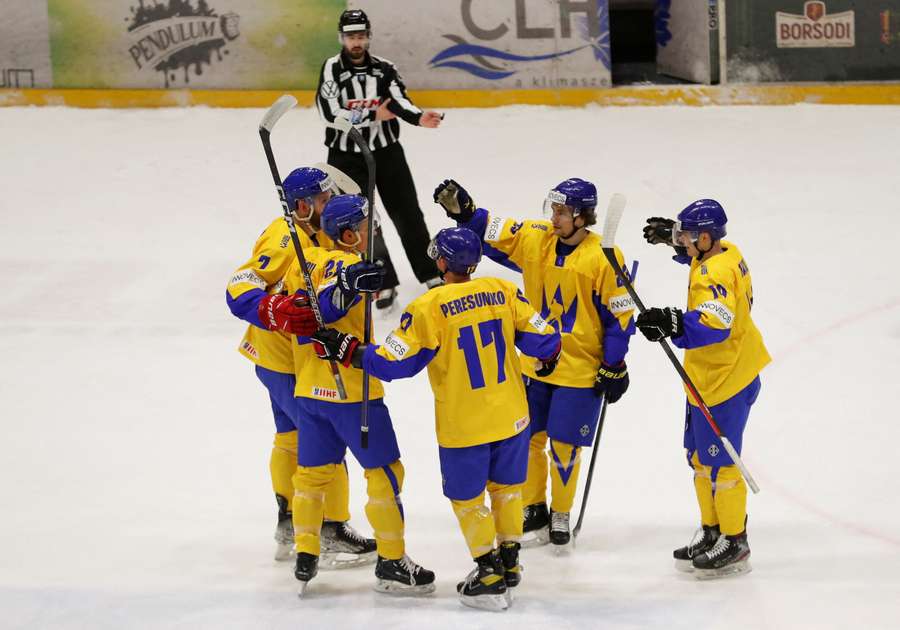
[383,64,423,126]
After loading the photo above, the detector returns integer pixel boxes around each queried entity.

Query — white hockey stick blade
[260,95,297,132]
[333,117,353,133]
[313,162,361,195]
[601,193,628,249]
[720,436,761,494]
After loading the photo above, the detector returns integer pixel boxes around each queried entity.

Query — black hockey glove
[310,328,362,368]
[635,307,684,342]
[534,343,562,377]
[433,179,475,222]
[643,217,675,245]
[644,217,690,262]
[594,361,629,404]
[334,260,385,310]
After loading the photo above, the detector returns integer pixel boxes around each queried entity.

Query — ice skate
[521,502,550,548]
[295,552,319,597]
[692,531,751,580]
[319,520,377,570]
[273,495,294,562]
[549,509,571,553]
[498,541,522,587]
[374,554,436,596]
[498,541,521,606]
[375,287,398,313]
[673,524,721,572]
[457,550,509,612]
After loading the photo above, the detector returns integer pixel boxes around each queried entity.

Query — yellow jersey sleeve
[226,217,297,373]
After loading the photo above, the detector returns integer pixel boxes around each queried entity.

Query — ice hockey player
[282,193,435,596]
[434,179,635,549]
[309,226,561,610]
[225,166,375,566]
[639,199,770,579]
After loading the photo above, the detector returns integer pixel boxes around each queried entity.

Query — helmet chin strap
[559,215,585,240]
[292,204,313,227]
[338,229,362,250]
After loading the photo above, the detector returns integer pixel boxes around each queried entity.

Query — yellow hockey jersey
[283,246,385,403]
[672,241,771,406]
[477,213,636,388]
[362,277,561,448]
[226,218,333,373]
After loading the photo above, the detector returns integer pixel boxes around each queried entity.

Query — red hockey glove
[258,294,318,336]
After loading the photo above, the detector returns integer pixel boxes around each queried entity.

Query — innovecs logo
[126,0,240,87]
[429,0,610,81]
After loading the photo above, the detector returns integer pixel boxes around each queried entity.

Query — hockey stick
[333,117,376,449]
[259,94,347,400]
[600,194,760,494]
[313,162,361,195]
[572,394,608,543]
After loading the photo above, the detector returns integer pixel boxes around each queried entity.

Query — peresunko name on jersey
[439,290,506,318]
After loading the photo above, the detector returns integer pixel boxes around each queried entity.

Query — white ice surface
[1,103,899,630]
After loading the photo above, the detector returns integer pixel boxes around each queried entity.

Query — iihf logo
[580,425,590,437]
[707,444,720,457]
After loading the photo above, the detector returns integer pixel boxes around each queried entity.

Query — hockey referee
[316,8,444,310]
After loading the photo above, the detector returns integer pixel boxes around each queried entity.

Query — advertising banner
[726,0,900,81]
[1,1,53,88]
[46,0,345,89]
[656,0,716,83]
[349,0,611,90]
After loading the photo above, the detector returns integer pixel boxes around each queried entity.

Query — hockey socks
[324,460,351,523]
[548,440,581,514]
[487,482,524,542]
[523,431,549,507]
[292,464,336,556]
[691,452,747,535]
[364,461,406,560]
[270,431,298,509]
[452,492,497,559]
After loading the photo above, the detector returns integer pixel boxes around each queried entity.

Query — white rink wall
[1,104,899,630]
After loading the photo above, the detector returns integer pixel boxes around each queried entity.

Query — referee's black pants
[328,143,439,289]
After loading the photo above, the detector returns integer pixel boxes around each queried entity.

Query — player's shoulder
[253,217,292,249]
[484,213,552,242]
[701,241,745,278]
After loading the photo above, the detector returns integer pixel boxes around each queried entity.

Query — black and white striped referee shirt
[316,50,423,153]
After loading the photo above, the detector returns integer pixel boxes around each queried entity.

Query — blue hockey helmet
[283,167,334,212]
[428,227,482,275]
[322,194,369,243]
[674,199,727,243]
[543,178,598,217]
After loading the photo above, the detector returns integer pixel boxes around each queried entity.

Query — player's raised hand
[419,111,443,128]
[258,293,318,336]
[594,361,629,403]
[635,307,684,342]
[311,328,361,367]
[643,217,675,245]
[433,179,475,222]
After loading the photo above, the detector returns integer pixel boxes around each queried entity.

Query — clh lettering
[461,0,600,41]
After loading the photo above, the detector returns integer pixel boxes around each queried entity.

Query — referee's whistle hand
[375,98,396,121]
[420,111,443,128]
